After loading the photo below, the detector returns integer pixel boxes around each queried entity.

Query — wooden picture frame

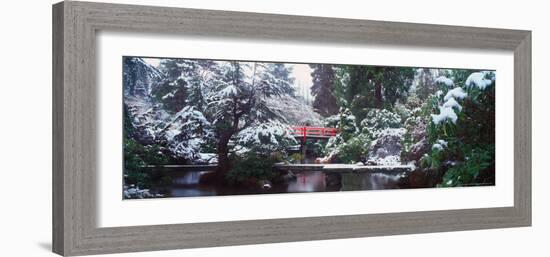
[52,1,531,256]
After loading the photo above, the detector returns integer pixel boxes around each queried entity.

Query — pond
[146,169,408,198]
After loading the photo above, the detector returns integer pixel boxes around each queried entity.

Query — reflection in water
[154,170,406,198]
[340,172,404,191]
[173,171,206,185]
[287,172,326,192]
[366,173,402,190]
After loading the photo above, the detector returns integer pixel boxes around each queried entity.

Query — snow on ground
[368,155,401,166]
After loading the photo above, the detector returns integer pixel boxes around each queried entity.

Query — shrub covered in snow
[393,103,411,123]
[360,108,402,140]
[161,105,212,160]
[337,134,371,164]
[324,108,358,154]
[435,76,455,88]
[323,114,340,128]
[235,121,297,156]
[367,128,406,165]
[465,71,495,90]
[400,94,434,164]
[424,70,496,187]
[322,108,372,164]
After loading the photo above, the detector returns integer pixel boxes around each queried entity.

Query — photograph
[0,0,539,256]
[122,56,496,199]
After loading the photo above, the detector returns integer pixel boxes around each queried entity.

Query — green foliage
[307,139,327,157]
[333,65,415,121]
[152,59,194,113]
[337,108,359,141]
[440,145,494,187]
[325,108,358,154]
[289,153,305,164]
[124,138,146,173]
[322,108,371,163]
[393,103,411,123]
[235,122,297,157]
[124,137,170,188]
[400,93,438,161]
[267,63,295,92]
[310,64,339,116]
[323,114,340,128]
[415,69,435,100]
[123,105,170,188]
[360,109,401,140]
[337,134,370,164]
[226,152,278,185]
[405,93,423,110]
[444,69,471,86]
[423,71,496,187]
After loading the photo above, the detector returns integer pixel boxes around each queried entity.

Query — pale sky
[142,58,160,67]
[289,64,314,103]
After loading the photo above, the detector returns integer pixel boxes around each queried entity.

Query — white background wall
[0,0,547,256]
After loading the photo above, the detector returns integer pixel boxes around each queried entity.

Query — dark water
[153,170,406,198]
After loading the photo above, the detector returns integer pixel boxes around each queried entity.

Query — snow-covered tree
[265,63,295,91]
[325,108,358,154]
[206,61,294,177]
[159,105,212,159]
[152,59,217,113]
[360,109,402,140]
[235,121,297,155]
[123,57,162,97]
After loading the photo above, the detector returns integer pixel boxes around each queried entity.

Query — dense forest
[122,57,495,199]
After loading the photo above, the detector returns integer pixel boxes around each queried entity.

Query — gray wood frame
[52,1,531,256]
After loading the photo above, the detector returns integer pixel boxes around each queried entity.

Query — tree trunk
[216,132,233,182]
[375,81,383,108]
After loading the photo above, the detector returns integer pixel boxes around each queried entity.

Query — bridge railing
[290,126,338,138]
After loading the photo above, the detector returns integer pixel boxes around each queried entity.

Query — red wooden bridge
[290,126,338,143]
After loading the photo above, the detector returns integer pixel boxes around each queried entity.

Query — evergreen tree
[333,65,374,120]
[334,65,415,121]
[310,64,339,116]
[206,61,294,179]
[267,63,295,88]
[152,59,196,113]
[415,68,438,100]
[123,57,162,97]
[260,63,295,96]
[151,58,218,113]
[375,67,415,107]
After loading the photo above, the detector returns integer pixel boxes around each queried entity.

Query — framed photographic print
[53,1,531,256]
